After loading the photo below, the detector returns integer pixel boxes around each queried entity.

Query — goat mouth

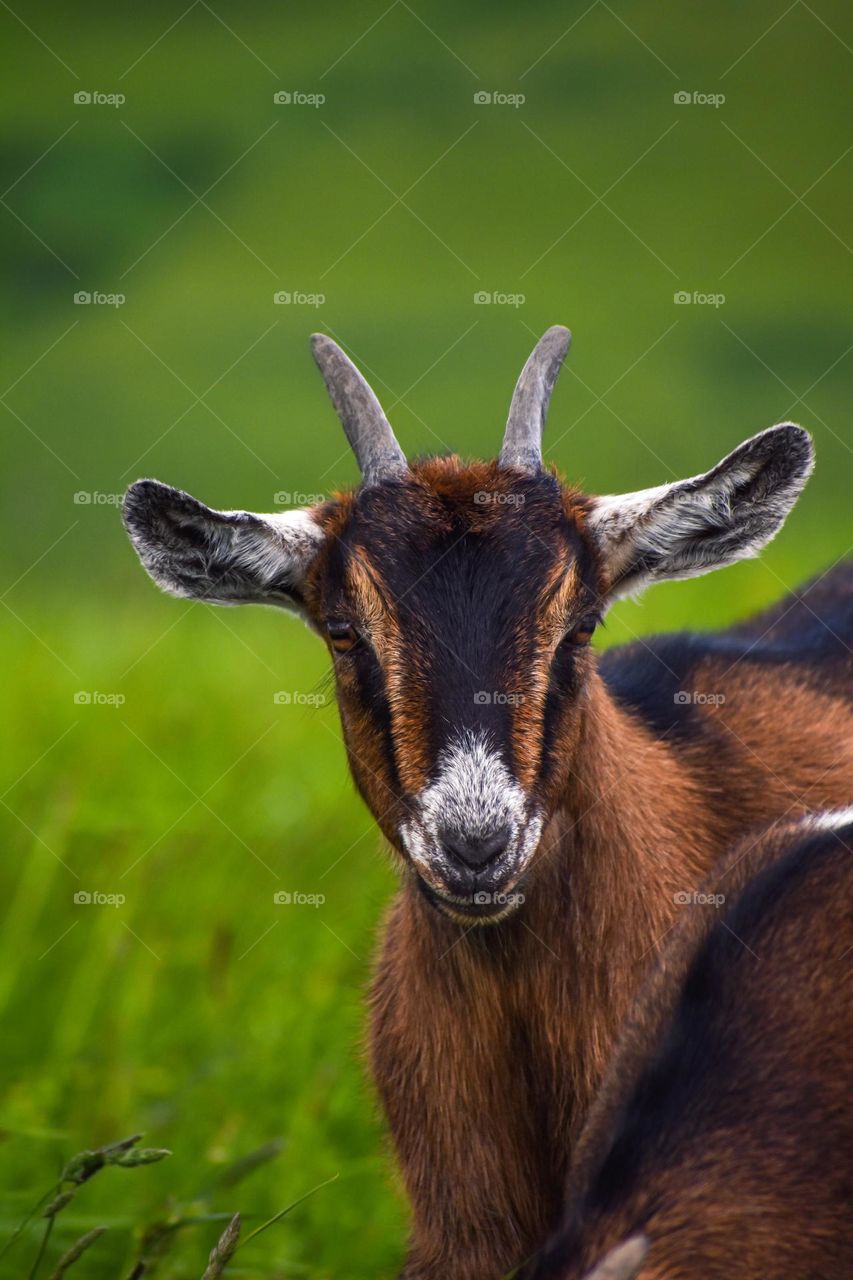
[415,876,527,924]
[401,812,544,924]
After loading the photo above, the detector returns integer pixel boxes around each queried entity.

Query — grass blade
[46,1226,107,1279]
[201,1213,241,1279]
[0,1188,56,1262]
[27,1214,54,1280]
[235,1173,338,1252]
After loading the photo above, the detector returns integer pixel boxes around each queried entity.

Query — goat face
[123,329,814,924]
[304,460,600,920]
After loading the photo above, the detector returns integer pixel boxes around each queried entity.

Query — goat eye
[562,616,599,647]
[327,622,360,654]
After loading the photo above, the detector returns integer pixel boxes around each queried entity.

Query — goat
[122,328,853,1278]
[521,808,853,1280]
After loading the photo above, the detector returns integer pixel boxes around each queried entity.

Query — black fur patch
[601,562,853,740]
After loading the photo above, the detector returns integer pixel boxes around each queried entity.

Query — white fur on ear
[586,424,814,601]
[122,479,325,613]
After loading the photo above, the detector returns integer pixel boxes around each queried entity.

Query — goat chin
[412,874,528,926]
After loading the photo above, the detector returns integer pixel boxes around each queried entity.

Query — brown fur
[303,462,853,1278]
[522,813,853,1280]
[123,446,852,1277]
[370,673,852,1276]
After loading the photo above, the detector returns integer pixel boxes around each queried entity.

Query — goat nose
[440,826,511,869]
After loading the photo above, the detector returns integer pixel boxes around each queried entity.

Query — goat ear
[122,479,325,614]
[586,424,814,602]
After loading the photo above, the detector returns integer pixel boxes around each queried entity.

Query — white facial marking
[400,731,542,899]
[418,732,526,840]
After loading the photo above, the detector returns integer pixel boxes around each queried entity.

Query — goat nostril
[440,826,512,869]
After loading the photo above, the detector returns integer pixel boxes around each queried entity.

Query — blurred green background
[1,1,851,1275]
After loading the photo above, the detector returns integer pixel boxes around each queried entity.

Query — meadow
[1,1,851,1274]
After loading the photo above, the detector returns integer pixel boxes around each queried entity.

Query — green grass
[0,604,402,1277]
[1,1,851,1275]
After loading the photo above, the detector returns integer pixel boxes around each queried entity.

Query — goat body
[521,808,853,1280]
[371,566,853,1278]
[121,330,853,1278]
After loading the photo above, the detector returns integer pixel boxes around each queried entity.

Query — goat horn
[581,1235,650,1280]
[500,325,572,473]
[311,334,408,486]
